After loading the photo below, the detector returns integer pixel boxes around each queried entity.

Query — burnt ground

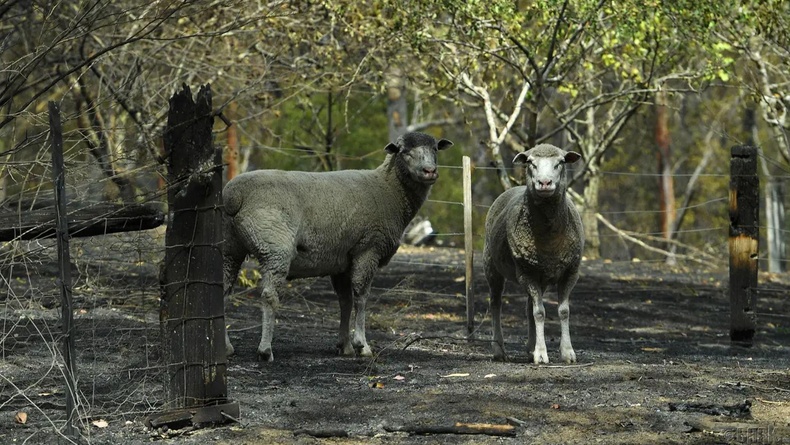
[2,241,790,444]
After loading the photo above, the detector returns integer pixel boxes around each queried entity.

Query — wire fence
[1,127,789,443]
[1,117,167,442]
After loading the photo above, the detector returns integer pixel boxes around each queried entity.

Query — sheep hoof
[257,348,274,362]
[561,348,577,364]
[337,342,355,356]
[533,350,549,364]
[357,345,373,357]
[225,344,235,357]
[492,343,508,362]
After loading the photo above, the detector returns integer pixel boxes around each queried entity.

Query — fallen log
[0,202,164,241]
[384,422,516,437]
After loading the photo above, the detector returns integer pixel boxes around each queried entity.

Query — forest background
[1,0,789,269]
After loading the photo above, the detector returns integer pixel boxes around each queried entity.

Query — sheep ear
[437,139,453,150]
[564,151,582,164]
[512,152,529,164]
[384,142,400,154]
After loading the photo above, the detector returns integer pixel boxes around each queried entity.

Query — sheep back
[223,168,407,278]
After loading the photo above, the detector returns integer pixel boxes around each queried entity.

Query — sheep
[482,144,583,364]
[222,132,453,361]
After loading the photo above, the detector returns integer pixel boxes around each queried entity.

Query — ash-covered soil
[2,243,790,444]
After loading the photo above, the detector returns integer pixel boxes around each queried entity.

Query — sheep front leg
[557,273,579,363]
[522,279,548,364]
[331,273,355,356]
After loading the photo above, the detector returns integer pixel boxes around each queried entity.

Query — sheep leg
[330,273,355,356]
[257,269,285,362]
[486,269,507,361]
[350,256,377,357]
[222,231,247,357]
[523,280,548,364]
[557,273,579,363]
[526,293,536,354]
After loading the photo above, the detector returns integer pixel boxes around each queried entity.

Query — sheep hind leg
[486,270,507,362]
[222,236,247,357]
[255,269,285,362]
[557,275,579,363]
[350,257,378,357]
[331,273,355,356]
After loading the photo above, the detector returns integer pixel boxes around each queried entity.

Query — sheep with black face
[483,144,583,364]
[222,132,453,361]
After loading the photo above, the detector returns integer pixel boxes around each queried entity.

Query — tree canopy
[1,0,787,267]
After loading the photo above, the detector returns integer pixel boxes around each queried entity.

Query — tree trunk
[386,66,408,141]
[582,171,601,259]
[487,140,513,190]
[765,179,786,272]
[225,101,239,180]
[159,84,231,415]
[655,90,676,265]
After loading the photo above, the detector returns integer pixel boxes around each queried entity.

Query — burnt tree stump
[152,84,238,428]
[729,145,759,347]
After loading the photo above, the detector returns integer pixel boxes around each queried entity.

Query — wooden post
[150,84,238,429]
[765,179,785,273]
[49,101,78,437]
[463,156,475,336]
[729,145,759,347]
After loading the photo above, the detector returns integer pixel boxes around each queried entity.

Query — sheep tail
[223,183,244,217]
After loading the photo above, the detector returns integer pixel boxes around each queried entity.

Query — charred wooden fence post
[728,145,759,347]
[48,101,78,438]
[149,84,238,429]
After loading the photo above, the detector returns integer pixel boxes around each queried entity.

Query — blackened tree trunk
[158,84,231,417]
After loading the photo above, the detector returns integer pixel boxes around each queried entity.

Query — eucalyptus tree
[389,0,731,259]
[1,0,413,201]
[0,0,285,201]
[715,0,790,271]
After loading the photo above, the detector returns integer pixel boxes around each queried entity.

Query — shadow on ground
[2,245,789,444]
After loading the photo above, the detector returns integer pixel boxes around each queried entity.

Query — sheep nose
[422,167,438,182]
[538,179,552,188]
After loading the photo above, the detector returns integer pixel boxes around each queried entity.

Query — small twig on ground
[227,324,261,333]
[221,411,245,427]
[531,362,595,369]
[293,428,349,438]
[755,398,789,405]
[722,381,790,393]
[401,334,493,350]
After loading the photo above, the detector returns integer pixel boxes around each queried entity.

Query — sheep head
[514,144,581,199]
[384,132,453,184]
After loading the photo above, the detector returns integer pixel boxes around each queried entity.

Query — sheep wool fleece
[483,143,583,364]
[222,132,453,361]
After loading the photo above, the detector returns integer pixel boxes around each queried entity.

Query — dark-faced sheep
[483,144,583,364]
[222,132,453,361]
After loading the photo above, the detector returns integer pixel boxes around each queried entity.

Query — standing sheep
[483,144,583,364]
[222,132,453,361]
